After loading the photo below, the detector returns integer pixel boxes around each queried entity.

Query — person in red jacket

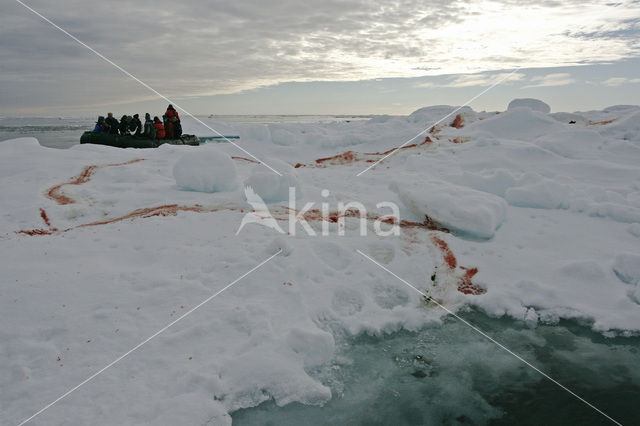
[165,104,180,121]
[153,116,165,139]
[165,104,180,139]
[164,114,175,139]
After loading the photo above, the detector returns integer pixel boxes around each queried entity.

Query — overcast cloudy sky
[1,0,639,115]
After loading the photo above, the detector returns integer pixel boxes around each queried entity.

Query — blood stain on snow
[430,235,485,295]
[16,228,55,236]
[450,136,470,144]
[431,236,457,269]
[587,119,616,126]
[294,136,434,169]
[458,266,483,295]
[231,156,260,164]
[18,202,451,237]
[17,204,242,236]
[39,208,52,227]
[74,204,235,229]
[315,150,358,166]
[45,158,146,205]
[279,207,448,232]
[451,114,464,129]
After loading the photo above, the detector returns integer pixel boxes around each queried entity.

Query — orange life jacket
[154,121,165,139]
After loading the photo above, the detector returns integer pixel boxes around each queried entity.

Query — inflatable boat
[80,131,199,148]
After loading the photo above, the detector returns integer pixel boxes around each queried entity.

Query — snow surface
[1,100,640,424]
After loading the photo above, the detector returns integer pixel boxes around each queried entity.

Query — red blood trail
[231,156,260,164]
[39,208,51,227]
[45,158,146,205]
[430,235,485,296]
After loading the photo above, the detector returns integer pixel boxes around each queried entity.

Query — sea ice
[173,147,238,193]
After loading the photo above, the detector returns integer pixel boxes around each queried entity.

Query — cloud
[416,72,526,88]
[2,0,640,113]
[522,73,576,88]
[602,77,640,86]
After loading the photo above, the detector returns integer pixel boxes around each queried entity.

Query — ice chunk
[407,105,473,125]
[173,147,238,193]
[391,180,507,239]
[244,159,301,203]
[587,202,640,224]
[507,98,551,114]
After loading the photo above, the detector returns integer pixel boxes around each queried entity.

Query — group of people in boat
[93,105,181,140]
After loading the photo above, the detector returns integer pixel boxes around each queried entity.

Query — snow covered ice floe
[2,99,640,424]
[244,159,302,203]
[391,180,507,239]
[507,98,551,114]
[173,146,238,193]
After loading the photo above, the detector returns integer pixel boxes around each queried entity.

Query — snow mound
[612,254,640,285]
[534,128,603,158]
[367,114,393,124]
[391,180,507,239]
[505,179,573,209]
[599,110,640,142]
[173,147,238,193]
[466,107,564,141]
[407,105,473,125]
[244,159,301,203]
[267,124,300,146]
[507,98,551,114]
[447,169,518,197]
[549,112,587,124]
[603,105,640,114]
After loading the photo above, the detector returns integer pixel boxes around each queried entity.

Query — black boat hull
[80,132,199,148]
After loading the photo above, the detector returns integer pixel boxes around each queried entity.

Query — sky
[1,0,639,116]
